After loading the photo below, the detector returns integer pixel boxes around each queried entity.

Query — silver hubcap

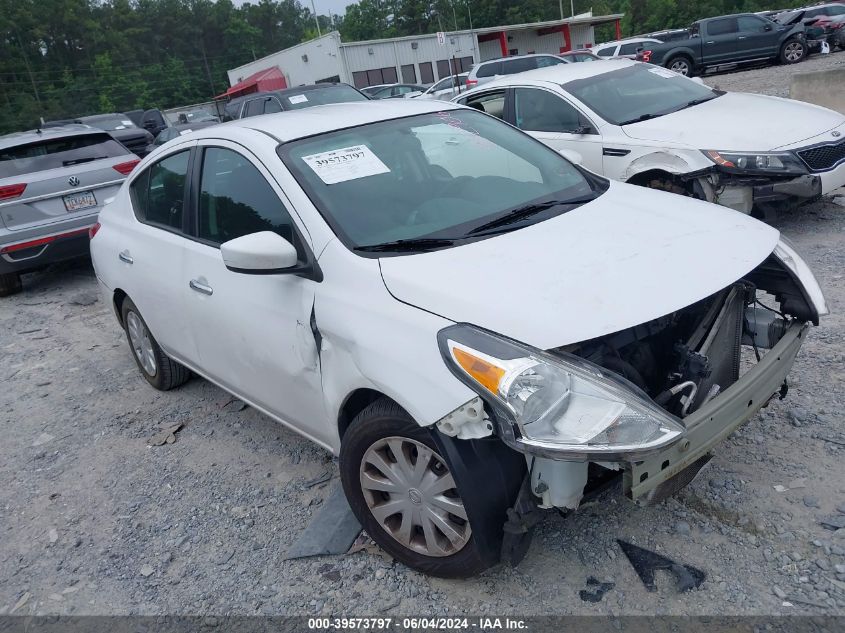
[126,311,157,377]
[360,436,470,557]
[670,60,690,75]
[785,43,803,61]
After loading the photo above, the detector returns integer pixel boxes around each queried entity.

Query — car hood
[379,183,779,350]
[622,92,844,151]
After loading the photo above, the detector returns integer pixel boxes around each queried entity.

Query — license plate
[63,190,97,212]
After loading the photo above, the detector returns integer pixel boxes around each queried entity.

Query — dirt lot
[2,58,845,618]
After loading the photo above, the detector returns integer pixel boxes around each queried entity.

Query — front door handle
[189,279,213,296]
[118,251,133,264]
[705,40,715,44]
[737,35,748,40]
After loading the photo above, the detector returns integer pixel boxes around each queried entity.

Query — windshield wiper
[354,237,457,253]
[63,156,108,166]
[618,113,664,126]
[467,195,597,236]
[673,96,718,112]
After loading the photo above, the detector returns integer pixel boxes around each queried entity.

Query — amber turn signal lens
[451,346,505,394]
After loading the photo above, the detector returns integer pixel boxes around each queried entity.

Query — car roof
[77,113,127,121]
[476,53,562,65]
[0,124,105,150]
[189,100,462,144]
[464,58,636,91]
[595,37,660,47]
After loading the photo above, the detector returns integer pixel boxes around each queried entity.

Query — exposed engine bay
[552,254,812,420]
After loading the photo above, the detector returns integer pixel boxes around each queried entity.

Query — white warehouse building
[224,12,623,95]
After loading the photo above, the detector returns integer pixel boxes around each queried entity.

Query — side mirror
[221,231,298,274]
[558,148,583,165]
[764,24,773,31]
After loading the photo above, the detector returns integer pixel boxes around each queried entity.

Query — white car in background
[593,37,663,59]
[408,73,469,101]
[452,59,845,216]
[90,100,825,577]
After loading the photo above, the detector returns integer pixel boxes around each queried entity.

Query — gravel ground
[2,59,845,618]
[703,49,845,95]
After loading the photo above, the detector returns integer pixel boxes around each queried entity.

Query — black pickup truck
[637,13,808,76]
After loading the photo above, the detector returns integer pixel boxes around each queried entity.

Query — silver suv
[466,54,569,89]
[0,125,139,296]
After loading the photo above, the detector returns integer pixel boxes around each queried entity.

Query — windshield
[564,63,720,126]
[281,85,369,109]
[78,115,139,131]
[279,110,602,254]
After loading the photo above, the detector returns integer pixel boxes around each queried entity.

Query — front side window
[243,99,264,118]
[279,110,601,253]
[198,147,300,253]
[131,150,189,229]
[264,98,283,114]
[514,88,582,133]
[564,63,719,126]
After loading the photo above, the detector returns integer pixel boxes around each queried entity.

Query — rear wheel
[666,56,694,77]
[120,297,190,391]
[339,398,494,577]
[0,272,22,297]
[780,38,806,64]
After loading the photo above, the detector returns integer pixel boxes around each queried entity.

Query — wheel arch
[338,388,397,441]
[113,288,128,327]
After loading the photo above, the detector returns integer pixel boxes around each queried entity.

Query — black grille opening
[797,139,845,172]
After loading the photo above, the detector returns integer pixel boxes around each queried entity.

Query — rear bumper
[0,226,93,275]
[625,321,808,505]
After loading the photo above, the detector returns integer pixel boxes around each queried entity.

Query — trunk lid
[378,182,779,350]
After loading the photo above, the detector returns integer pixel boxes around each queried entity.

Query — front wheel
[339,398,493,577]
[666,56,694,77]
[780,38,806,64]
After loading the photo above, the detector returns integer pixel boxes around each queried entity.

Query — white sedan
[90,100,825,577]
[452,59,845,216]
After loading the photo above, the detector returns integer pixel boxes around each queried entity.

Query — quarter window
[596,46,616,57]
[618,42,643,55]
[514,88,582,133]
[198,147,300,254]
[459,90,506,119]
[130,150,190,230]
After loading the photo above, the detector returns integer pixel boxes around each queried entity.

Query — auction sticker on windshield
[288,94,308,104]
[302,145,390,184]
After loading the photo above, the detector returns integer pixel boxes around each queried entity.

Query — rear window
[476,61,503,78]
[0,133,129,179]
[281,85,369,109]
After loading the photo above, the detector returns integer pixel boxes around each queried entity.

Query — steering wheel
[407,176,475,225]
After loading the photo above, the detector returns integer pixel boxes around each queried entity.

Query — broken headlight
[703,150,807,175]
[437,324,685,460]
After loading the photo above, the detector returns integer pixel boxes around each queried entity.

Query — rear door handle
[189,279,213,296]
[118,251,133,264]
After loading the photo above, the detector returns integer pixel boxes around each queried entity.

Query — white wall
[226,32,348,88]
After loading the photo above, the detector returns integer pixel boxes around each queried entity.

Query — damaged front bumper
[713,172,822,213]
[624,321,808,506]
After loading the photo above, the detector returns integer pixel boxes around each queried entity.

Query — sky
[235,0,358,18]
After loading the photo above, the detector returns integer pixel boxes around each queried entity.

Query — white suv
[90,100,824,578]
[465,54,569,89]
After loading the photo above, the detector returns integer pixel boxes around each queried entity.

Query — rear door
[116,145,195,361]
[0,132,135,233]
[507,86,604,174]
[702,17,740,63]
[735,15,780,58]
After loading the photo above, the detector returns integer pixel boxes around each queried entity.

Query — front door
[180,142,328,444]
[508,87,604,174]
[702,17,740,64]
[735,15,781,59]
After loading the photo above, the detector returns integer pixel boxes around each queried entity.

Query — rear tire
[339,398,495,578]
[0,273,22,297]
[780,37,806,64]
[666,55,694,77]
[120,297,190,391]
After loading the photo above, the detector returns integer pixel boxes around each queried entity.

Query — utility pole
[311,0,322,37]
[13,28,41,108]
[200,39,216,98]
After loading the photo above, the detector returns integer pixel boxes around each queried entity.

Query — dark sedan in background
[221,83,369,121]
[75,114,154,157]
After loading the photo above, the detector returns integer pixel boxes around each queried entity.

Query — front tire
[780,38,806,64]
[666,55,694,77]
[120,297,190,391]
[0,272,22,297]
[340,398,493,577]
